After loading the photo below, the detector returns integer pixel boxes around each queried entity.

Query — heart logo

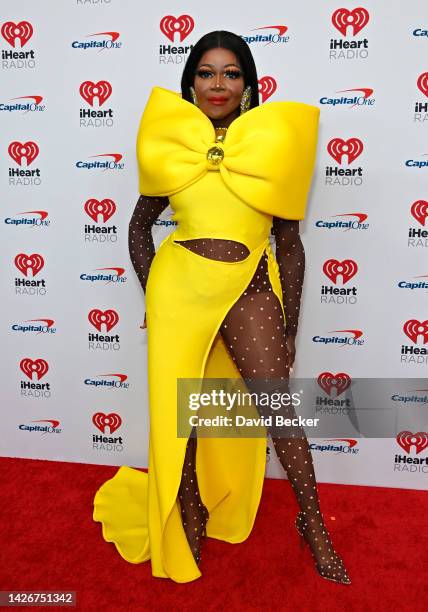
[88,308,119,332]
[84,198,116,222]
[396,431,428,454]
[92,412,122,434]
[160,15,194,42]
[317,372,351,397]
[20,358,49,381]
[258,76,277,102]
[79,80,112,107]
[410,200,428,226]
[1,21,33,47]
[416,72,428,98]
[8,141,39,166]
[323,259,358,284]
[327,138,364,164]
[331,8,370,36]
[14,253,44,276]
[403,320,428,344]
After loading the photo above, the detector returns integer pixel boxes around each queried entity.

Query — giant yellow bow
[136,86,320,220]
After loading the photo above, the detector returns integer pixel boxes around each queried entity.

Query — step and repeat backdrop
[1,0,427,490]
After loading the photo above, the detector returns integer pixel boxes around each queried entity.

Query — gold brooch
[207,144,224,168]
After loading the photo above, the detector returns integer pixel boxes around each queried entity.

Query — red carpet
[1,457,427,611]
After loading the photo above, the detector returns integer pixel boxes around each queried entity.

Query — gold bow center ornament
[206,143,224,168]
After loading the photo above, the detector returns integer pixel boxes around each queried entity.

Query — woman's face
[193,47,245,126]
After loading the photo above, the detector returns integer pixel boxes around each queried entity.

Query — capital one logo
[1,21,33,47]
[331,7,370,36]
[317,372,351,397]
[8,141,39,166]
[93,412,122,434]
[88,308,119,332]
[160,15,194,42]
[323,259,358,284]
[411,200,428,226]
[396,430,428,454]
[84,198,116,222]
[327,138,363,164]
[79,80,112,106]
[259,76,277,102]
[15,253,44,276]
[417,72,428,98]
[20,357,49,380]
[403,320,428,344]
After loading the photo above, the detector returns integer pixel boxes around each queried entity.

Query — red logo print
[98,373,128,383]
[323,259,358,284]
[92,412,122,434]
[417,72,428,98]
[317,372,351,397]
[160,15,194,42]
[1,21,33,47]
[79,81,112,106]
[403,320,428,344]
[14,253,44,276]
[396,431,428,455]
[258,76,277,102]
[84,198,116,222]
[88,309,119,332]
[327,138,363,164]
[331,8,370,37]
[411,200,428,226]
[8,141,39,166]
[20,358,49,381]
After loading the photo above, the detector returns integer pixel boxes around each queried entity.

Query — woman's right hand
[140,313,147,329]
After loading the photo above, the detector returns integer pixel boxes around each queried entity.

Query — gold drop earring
[189,86,198,106]
[240,86,252,115]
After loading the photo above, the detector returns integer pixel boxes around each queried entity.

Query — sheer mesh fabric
[128,194,170,293]
[128,195,350,582]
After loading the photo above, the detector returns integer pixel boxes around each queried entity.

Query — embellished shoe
[295,510,351,585]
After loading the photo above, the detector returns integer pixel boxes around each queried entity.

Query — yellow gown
[93,86,320,583]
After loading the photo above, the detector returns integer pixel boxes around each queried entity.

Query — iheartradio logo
[317,372,351,397]
[160,15,194,42]
[410,200,428,226]
[331,8,369,37]
[8,141,39,166]
[258,76,277,102]
[323,259,358,284]
[84,198,116,222]
[417,72,428,98]
[88,308,119,332]
[403,320,428,345]
[15,253,44,276]
[327,138,363,164]
[396,430,428,455]
[92,412,122,434]
[1,21,33,47]
[20,357,49,381]
[79,80,112,106]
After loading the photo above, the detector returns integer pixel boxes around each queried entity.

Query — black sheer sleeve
[272,216,305,337]
[128,194,170,294]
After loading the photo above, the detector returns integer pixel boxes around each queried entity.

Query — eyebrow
[197,63,242,69]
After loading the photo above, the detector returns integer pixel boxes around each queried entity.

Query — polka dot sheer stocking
[128,195,350,581]
[177,431,209,565]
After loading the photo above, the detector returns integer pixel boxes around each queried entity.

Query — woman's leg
[218,252,351,584]
[177,430,209,564]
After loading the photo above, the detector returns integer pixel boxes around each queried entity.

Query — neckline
[152,86,316,135]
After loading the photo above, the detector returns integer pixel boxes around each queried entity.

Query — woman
[93,30,351,585]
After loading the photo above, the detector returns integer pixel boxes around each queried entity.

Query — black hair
[181,30,259,109]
